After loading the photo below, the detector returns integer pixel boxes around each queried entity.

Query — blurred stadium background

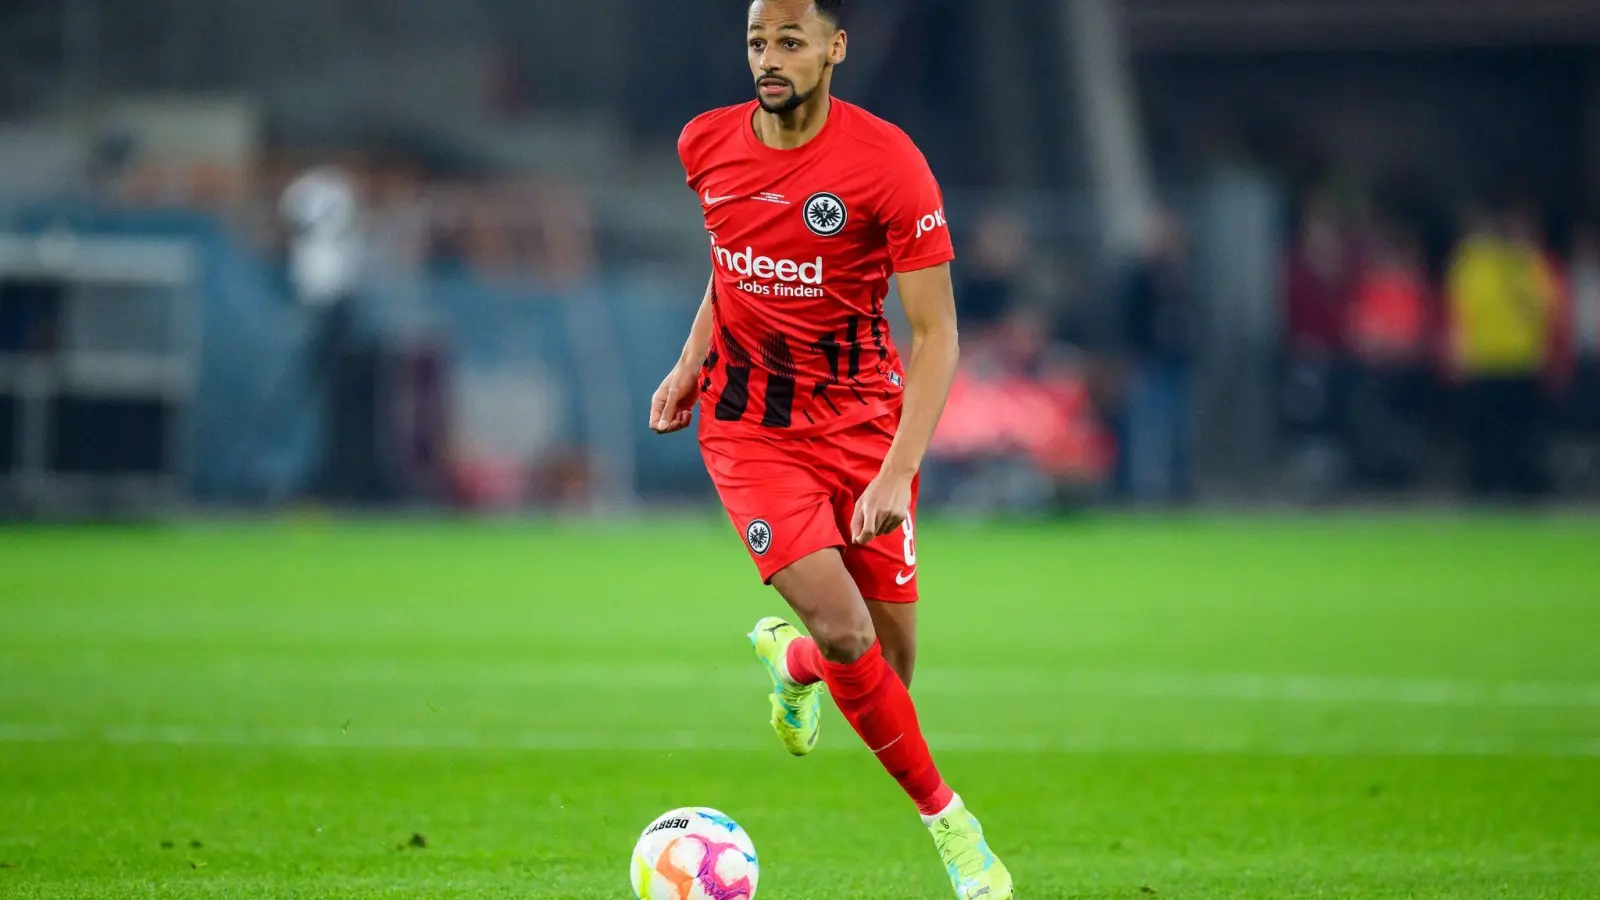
[4,0,1600,516]
[2,2,1599,898]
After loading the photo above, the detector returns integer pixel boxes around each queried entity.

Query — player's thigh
[821,413,923,602]
[700,429,846,585]
[840,494,920,602]
[768,549,876,664]
[836,452,921,607]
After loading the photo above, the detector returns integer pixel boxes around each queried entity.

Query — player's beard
[755,66,826,114]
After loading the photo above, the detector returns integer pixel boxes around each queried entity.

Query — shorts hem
[859,592,919,604]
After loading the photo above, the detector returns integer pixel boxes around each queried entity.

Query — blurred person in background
[1446,203,1558,499]
[925,305,1114,514]
[1279,198,1359,495]
[1116,206,1195,505]
[1551,221,1600,488]
[281,165,364,311]
[1284,199,1357,360]
[1568,225,1600,384]
[1345,224,1432,489]
[278,165,387,503]
[954,208,1031,335]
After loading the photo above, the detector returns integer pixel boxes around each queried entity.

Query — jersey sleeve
[677,118,704,193]
[878,138,955,273]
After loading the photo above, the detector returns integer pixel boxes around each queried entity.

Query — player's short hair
[813,0,843,29]
[747,0,843,31]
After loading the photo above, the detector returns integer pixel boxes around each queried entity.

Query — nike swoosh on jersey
[703,190,738,206]
[895,569,916,585]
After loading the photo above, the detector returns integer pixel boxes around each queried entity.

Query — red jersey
[677,98,955,436]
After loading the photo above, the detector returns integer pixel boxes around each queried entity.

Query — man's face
[747,1,845,114]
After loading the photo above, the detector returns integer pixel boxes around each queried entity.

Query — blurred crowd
[926,202,1199,513]
[1280,193,1600,502]
[55,130,1600,512]
[110,150,601,287]
[928,188,1600,512]
[923,209,1113,514]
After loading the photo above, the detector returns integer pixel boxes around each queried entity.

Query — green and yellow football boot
[747,616,822,756]
[928,798,1014,900]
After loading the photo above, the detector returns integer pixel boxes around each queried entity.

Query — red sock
[784,637,825,686]
[819,640,955,816]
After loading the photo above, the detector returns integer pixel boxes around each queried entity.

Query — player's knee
[809,620,877,666]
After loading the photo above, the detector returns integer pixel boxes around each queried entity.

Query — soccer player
[649,1,1013,897]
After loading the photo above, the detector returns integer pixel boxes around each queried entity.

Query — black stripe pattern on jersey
[843,315,868,405]
[846,314,864,380]
[700,348,718,394]
[760,331,797,428]
[715,327,753,421]
[870,313,892,400]
[870,307,889,366]
[712,313,891,429]
[811,331,844,416]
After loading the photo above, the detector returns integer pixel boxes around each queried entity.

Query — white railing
[0,232,200,514]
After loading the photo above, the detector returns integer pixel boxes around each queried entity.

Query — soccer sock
[819,640,955,816]
[919,792,964,827]
[783,636,825,686]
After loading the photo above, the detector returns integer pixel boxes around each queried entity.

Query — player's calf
[880,645,915,689]
[867,598,918,687]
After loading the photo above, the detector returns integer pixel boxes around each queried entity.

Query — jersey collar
[742,97,843,161]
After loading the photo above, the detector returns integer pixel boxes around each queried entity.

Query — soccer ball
[630,806,759,900]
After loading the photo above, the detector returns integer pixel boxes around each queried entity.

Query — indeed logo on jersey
[915,208,948,240]
[711,236,825,298]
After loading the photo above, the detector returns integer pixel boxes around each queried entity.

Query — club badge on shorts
[745,519,773,556]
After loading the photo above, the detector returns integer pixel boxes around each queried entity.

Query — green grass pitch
[1,514,1598,898]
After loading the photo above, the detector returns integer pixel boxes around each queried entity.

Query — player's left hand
[650,361,702,435]
[851,471,913,544]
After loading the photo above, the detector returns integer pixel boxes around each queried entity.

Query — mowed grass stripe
[2,722,1599,757]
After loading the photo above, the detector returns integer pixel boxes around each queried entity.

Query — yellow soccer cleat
[928,799,1014,900]
[747,616,822,756]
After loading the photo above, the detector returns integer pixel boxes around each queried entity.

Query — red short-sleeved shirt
[678,98,955,437]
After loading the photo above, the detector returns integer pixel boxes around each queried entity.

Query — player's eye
[783,39,801,50]
[748,39,764,51]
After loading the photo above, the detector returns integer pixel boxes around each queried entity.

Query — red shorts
[699,412,921,602]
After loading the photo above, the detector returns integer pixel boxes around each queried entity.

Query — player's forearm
[678,277,716,367]
[880,324,959,479]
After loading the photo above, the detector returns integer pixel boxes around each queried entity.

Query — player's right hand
[649,362,702,434]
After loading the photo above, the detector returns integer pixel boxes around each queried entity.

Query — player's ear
[829,28,847,65]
